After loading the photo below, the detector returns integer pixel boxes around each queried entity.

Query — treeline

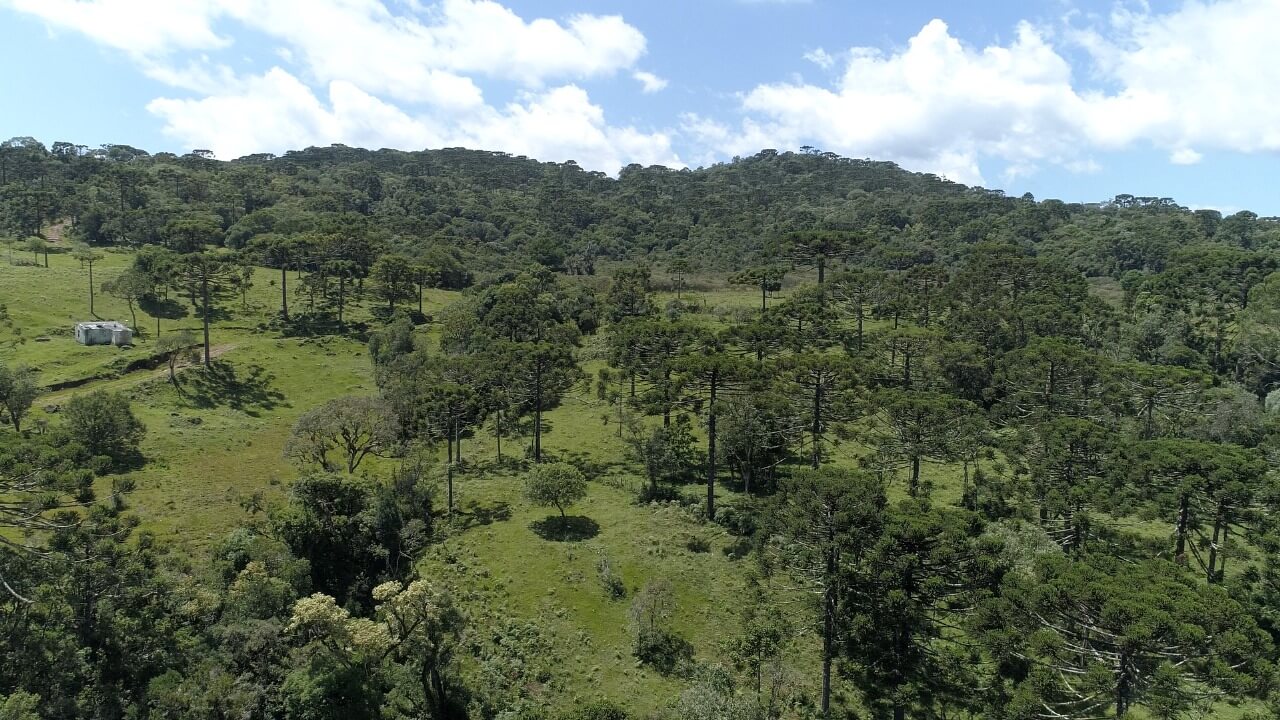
[5,136,1277,278]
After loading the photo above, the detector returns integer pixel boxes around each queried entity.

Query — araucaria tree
[768,467,886,718]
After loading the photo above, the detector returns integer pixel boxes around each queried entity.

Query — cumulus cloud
[6,0,677,172]
[6,0,227,57]
[700,0,1280,184]
[633,71,668,93]
[147,68,680,170]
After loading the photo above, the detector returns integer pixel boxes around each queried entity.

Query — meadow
[0,249,828,711]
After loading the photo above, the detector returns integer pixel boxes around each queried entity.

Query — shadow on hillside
[530,515,599,542]
[278,311,370,339]
[456,500,512,529]
[183,359,286,415]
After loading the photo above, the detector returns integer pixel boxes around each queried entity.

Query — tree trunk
[706,374,718,520]
[811,381,823,469]
[495,411,503,461]
[201,272,212,367]
[1175,495,1189,564]
[534,360,543,462]
[446,460,454,517]
[910,455,921,497]
[1207,506,1225,583]
[280,264,289,320]
[337,274,346,327]
[88,262,95,315]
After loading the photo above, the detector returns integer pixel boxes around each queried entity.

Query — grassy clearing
[1,254,826,706]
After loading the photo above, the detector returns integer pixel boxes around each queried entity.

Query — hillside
[3,139,1280,720]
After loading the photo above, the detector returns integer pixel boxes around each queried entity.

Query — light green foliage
[525,462,588,519]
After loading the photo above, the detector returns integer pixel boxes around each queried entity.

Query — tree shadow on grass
[530,515,600,542]
[183,359,286,416]
[455,500,512,530]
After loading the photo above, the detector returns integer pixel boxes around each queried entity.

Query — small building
[75,321,132,346]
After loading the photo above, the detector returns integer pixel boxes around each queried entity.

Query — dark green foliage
[62,390,145,467]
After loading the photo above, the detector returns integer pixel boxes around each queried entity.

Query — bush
[684,535,711,553]
[629,578,694,674]
[712,504,758,537]
[595,553,626,600]
[62,391,145,469]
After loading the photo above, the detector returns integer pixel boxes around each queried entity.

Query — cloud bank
[7,0,1280,183]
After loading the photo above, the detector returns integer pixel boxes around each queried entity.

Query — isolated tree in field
[153,331,197,385]
[674,330,751,519]
[370,253,416,312]
[285,396,398,474]
[0,362,38,432]
[131,245,180,335]
[175,250,238,366]
[524,462,587,520]
[71,242,104,315]
[628,578,690,672]
[63,390,145,462]
[101,268,151,331]
[729,266,786,312]
[666,257,691,299]
[248,233,299,320]
[24,236,47,267]
[769,467,886,718]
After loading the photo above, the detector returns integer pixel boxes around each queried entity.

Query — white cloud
[6,0,647,93]
[6,0,674,173]
[147,68,680,171]
[803,48,836,69]
[5,0,227,57]
[693,19,1083,185]
[700,1,1280,184]
[633,70,668,93]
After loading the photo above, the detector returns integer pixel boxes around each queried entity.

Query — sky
[1,0,1277,214]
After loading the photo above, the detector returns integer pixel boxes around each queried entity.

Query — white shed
[75,321,132,346]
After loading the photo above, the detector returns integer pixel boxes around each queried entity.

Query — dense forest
[4,135,1280,719]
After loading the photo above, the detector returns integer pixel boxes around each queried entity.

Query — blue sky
[1,0,1276,214]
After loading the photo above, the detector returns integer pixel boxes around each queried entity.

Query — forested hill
[3,136,1276,275]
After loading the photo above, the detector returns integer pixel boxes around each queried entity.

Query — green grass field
[0,250,830,710]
